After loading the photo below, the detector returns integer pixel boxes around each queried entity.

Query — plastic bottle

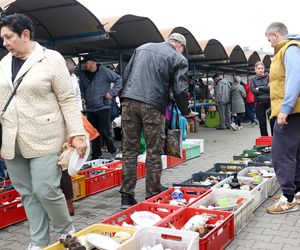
[172,186,183,200]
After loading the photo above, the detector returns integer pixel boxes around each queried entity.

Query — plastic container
[103,161,146,180]
[0,190,27,229]
[71,175,86,201]
[238,166,280,197]
[172,186,184,200]
[157,207,234,250]
[213,176,269,210]
[190,189,254,235]
[167,149,186,168]
[183,143,201,160]
[184,138,204,154]
[120,226,199,250]
[44,223,137,250]
[101,202,181,226]
[144,187,211,207]
[0,180,15,195]
[173,172,228,188]
[256,136,272,146]
[206,163,247,174]
[78,167,119,196]
[81,158,113,170]
[138,154,168,170]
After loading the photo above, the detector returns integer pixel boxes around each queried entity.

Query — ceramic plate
[130,211,162,226]
[68,141,90,176]
[85,233,120,250]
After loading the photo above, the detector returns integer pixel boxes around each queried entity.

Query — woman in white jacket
[0,14,87,249]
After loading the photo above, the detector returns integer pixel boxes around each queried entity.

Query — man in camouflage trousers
[120,33,196,209]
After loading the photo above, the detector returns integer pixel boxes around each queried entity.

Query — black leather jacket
[121,42,191,115]
[250,74,270,103]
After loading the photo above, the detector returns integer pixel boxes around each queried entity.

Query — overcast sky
[78,0,299,53]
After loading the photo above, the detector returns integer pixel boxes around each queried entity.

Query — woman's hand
[71,136,88,158]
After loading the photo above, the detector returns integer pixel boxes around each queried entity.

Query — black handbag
[0,73,28,149]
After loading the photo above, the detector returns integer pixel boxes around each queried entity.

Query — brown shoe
[267,195,299,214]
[272,192,300,204]
[67,199,75,216]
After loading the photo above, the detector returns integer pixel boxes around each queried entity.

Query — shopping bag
[82,114,99,141]
[165,103,183,158]
[139,132,146,154]
[165,128,182,158]
[170,105,187,140]
[205,110,220,128]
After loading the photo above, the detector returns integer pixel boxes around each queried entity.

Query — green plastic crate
[182,143,200,160]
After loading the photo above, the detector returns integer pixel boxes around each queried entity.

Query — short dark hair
[212,73,220,79]
[0,13,35,39]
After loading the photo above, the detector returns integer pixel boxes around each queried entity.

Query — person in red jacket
[244,81,257,125]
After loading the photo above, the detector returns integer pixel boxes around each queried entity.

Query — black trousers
[87,109,116,159]
[272,114,300,196]
[233,113,244,126]
[255,103,275,136]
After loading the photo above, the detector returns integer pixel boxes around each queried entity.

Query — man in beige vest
[265,22,300,214]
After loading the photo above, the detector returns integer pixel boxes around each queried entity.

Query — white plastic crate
[138,154,168,170]
[137,153,146,163]
[238,166,280,197]
[184,139,204,153]
[212,176,268,211]
[83,159,113,168]
[161,155,168,170]
[120,226,199,250]
[190,189,254,235]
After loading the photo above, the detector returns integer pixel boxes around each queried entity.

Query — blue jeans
[0,159,5,178]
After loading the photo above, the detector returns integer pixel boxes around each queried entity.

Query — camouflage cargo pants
[119,98,165,199]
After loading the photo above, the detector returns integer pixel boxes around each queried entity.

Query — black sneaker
[121,195,137,209]
[216,127,226,130]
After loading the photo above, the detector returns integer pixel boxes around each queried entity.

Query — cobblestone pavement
[1,123,299,250]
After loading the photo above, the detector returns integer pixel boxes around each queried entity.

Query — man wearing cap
[80,56,122,159]
[120,33,196,208]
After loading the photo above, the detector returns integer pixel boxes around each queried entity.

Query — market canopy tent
[1,0,107,56]
[161,27,203,56]
[69,14,164,56]
[225,45,247,65]
[199,39,229,63]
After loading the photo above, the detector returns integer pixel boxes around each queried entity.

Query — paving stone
[262,228,290,238]
[272,236,300,247]
[282,245,300,250]
[242,227,265,234]
[251,241,283,249]
[229,239,255,248]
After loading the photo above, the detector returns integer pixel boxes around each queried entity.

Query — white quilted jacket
[0,42,85,159]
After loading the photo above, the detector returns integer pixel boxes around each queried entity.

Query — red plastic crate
[0,190,27,229]
[255,136,272,146]
[0,180,14,195]
[157,207,234,250]
[101,202,180,226]
[106,161,146,185]
[78,167,119,196]
[167,149,186,168]
[144,187,211,207]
